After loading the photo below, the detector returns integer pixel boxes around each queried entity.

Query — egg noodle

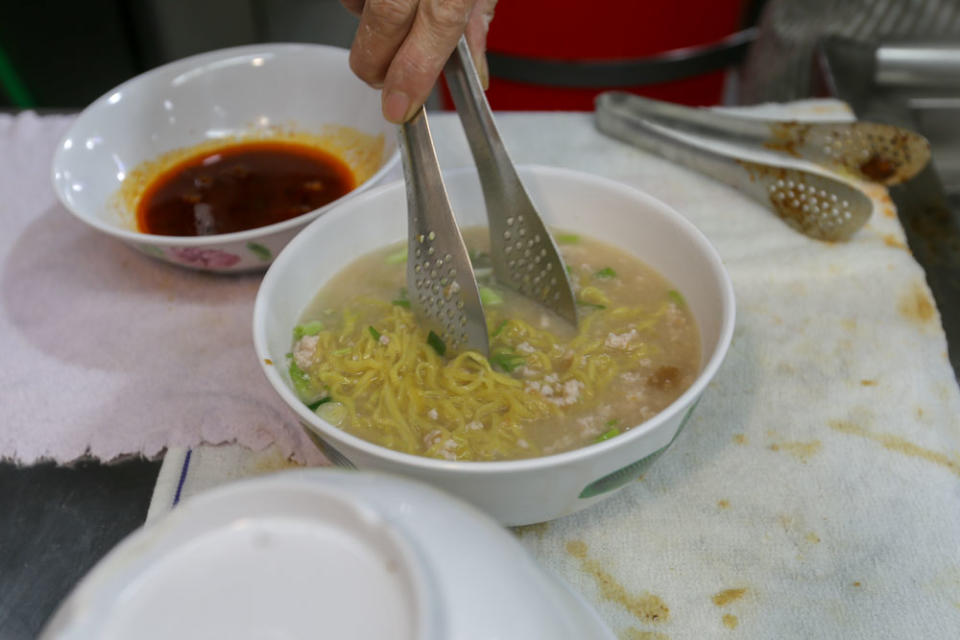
[290,298,668,461]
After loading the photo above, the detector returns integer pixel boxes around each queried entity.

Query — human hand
[340,0,497,123]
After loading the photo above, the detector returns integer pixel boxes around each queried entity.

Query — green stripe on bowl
[579,398,700,499]
[141,245,165,258]
[247,242,272,261]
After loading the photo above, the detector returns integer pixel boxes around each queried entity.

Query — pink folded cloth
[0,112,326,464]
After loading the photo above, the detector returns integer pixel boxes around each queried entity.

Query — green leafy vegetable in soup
[289,228,700,461]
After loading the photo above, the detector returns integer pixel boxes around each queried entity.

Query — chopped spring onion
[289,360,326,405]
[292,320,324,341]
[491,319,509,337]
[368,326,381,341]
[479,286,504,306]
[385,247,408,264]
[594,267,617,279]
[667,289,686,306]
[427,330,447,356]
[315,401,347,426]
[289,361,311,399]
[555,233,581,244]
[596,427,621,442]
[474,266,494,281]
[490,348,525,372]
[306,397,332,411]
[577,300,606,310]
[469,249,490,266]
[579,286,611,307]
[392,287,411,308]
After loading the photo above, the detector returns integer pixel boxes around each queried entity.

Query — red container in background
[453,0,748,109]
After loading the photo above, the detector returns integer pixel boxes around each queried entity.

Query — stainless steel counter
[820,37,960,378]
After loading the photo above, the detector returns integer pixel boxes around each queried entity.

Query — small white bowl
[253,166,735,525]
[41,470,615,639]
[51,43,399,273]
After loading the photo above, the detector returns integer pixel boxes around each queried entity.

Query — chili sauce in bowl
[136,141,356,237]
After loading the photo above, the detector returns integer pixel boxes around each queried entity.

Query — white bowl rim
[50,42,400,247]
[253,164,736,474]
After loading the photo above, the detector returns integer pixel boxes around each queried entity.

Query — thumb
[465,0,497,89]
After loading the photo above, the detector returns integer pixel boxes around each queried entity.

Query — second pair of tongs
[398,38,577,358]
[596,93,873,241]
[597,92,930,186]
[595,92,929,243]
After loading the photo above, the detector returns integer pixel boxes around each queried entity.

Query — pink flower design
[169,247,241,268]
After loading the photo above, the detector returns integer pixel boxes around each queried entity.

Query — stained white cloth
[0,112,336,464]
[146,104,960,638]
[6,105,960,637]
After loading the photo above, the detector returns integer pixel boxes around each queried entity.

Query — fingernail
[477,54,490,91]
[383,90,412,124]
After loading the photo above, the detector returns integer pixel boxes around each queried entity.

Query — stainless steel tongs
[398,38,578,358]
[596,91,930,186]
[594,92,876,242]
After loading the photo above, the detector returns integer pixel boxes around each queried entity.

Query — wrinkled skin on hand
[340,0,498,123]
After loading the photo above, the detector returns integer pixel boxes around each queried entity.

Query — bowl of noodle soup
[254,166,735,525]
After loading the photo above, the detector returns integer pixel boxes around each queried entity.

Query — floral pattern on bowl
[169,247,241,269]
[133,232,294,273]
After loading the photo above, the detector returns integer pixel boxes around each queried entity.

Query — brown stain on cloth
[620,629,669,640]
[829,420,960,477]
[566,540,669,623]
[898,283,936,325]
[712,588,747,606]
[768,440,822,463]
[513,522,550,540]
[883,234,907,249]
[713,588,746,631]
[251,448,303,475]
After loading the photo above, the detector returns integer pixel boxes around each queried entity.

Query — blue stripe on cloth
[173,449,192,506]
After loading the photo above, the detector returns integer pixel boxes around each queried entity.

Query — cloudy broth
[291,228,700,460]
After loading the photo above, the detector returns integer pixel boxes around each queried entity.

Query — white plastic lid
[44,483,427,640]
[44,470,615,640]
